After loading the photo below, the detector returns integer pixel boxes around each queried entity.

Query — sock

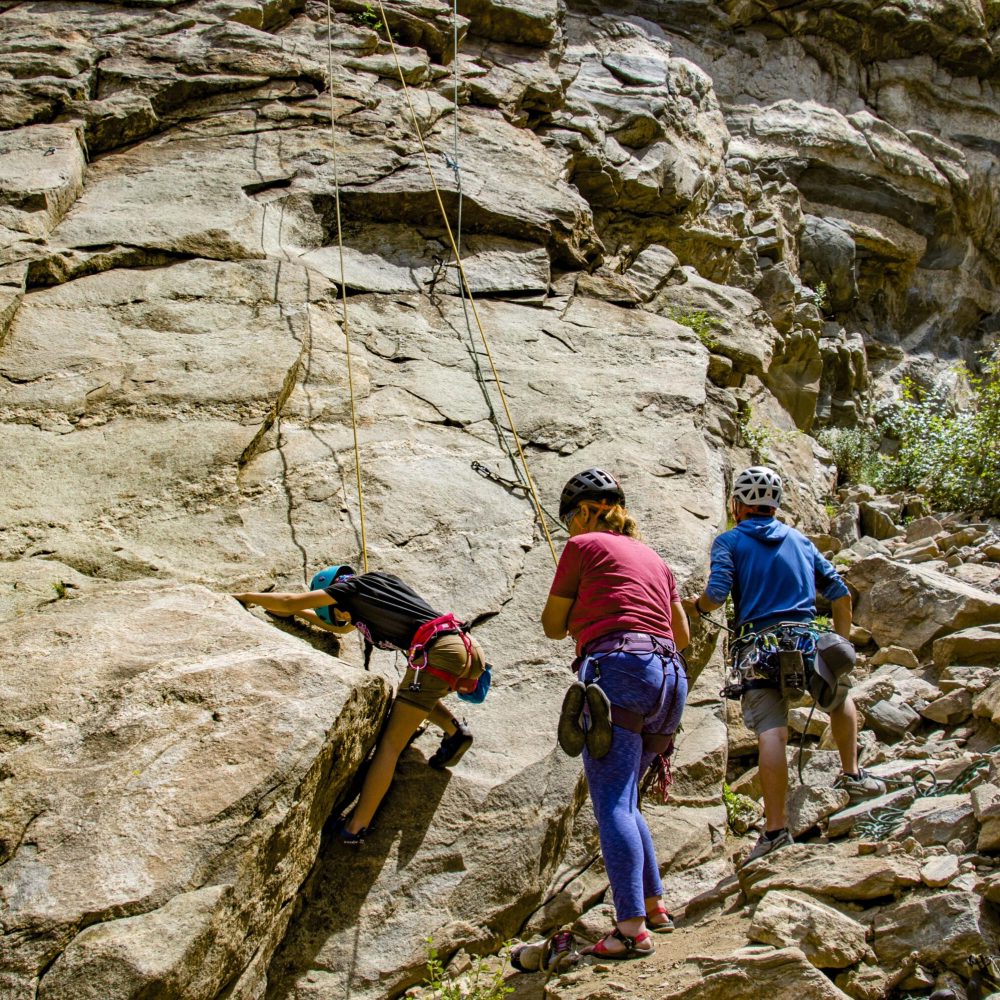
[764,828,787,841]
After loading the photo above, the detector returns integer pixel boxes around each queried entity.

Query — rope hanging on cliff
[375,0,558,567]
[326,0,369,573]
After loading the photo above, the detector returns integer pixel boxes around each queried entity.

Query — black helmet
[559,468,625,522]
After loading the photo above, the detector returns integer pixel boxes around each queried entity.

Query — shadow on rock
[265,748,452,998]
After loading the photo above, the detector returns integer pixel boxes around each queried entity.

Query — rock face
[0,581,389,1000]
[2,1,1000,999]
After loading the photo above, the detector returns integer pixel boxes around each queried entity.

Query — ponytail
[597,503,641,539]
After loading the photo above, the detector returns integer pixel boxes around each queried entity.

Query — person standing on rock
[233,566,488,844]
[684,466,885,866]
[542,468,690,960]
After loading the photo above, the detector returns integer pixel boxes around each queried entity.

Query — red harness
[407,613,477,693]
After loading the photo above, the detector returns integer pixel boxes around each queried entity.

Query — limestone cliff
[1,2,997,999]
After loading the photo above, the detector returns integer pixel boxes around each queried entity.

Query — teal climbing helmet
[310,565,356,624]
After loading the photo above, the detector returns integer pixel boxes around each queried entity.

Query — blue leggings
[580,648,687,921]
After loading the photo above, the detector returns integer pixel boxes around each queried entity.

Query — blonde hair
[587,502,641,539]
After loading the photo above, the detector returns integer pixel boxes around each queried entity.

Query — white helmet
[732,466,783,508]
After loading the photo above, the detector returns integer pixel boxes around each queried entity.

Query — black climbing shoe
[558,681,587,756]
[429,721,473,770]
[585,684,613,759]
[332,815,369,847]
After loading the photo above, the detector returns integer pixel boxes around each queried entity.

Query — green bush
[817,425,880,487]
[669,308,719,350]
[819,350,1000,516]
[873,353,1000,515]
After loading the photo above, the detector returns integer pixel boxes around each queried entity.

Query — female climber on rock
[233,566,488,844]
[541,469,690,960]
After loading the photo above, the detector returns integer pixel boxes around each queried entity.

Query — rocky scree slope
[0,1,998,999]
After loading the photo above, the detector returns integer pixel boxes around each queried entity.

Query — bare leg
[426,700,458,735]
[758,726,789,831]
[829,696,859,774]
[347,700,429,833]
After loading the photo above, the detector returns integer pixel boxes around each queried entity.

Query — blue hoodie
[705,516,848,631]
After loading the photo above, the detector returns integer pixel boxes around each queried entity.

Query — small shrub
[52,581,68,599]
[737,404,773,464]
[817,425,880,487]
[722,783,759,835]
[810,281,829,312]
[670,308,719,350]
[354,3,384,33]
[872,352,1000,515]
[421,939,513,1000]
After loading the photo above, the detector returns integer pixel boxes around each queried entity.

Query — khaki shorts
[394,632,486,712]
[742,678,852,735]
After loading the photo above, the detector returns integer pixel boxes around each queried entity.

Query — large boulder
[846,555,1000,654]
[0,582,388,1000]
[872,891,1000,972]
[739,845,922,901]
[749,889,871,968]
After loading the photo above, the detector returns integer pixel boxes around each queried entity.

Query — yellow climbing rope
[374,0,559,566]
[326,0,369,573]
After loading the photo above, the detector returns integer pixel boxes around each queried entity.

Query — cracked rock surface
[1,0,998,997]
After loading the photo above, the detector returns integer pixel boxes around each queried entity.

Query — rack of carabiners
[722,621,828,699]
[853,745,1000,841]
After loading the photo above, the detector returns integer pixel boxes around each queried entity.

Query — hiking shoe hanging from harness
[429,721,473,770]
[558,681,587,756]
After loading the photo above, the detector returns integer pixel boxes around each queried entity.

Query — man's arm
[830,593,852,639]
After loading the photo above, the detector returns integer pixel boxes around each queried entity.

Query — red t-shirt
[549,531,681,654]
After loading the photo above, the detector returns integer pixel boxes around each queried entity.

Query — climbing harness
[722,621,828,700]
[406,613,480,695]
[853,746,1000,841]
[569,632,686,802]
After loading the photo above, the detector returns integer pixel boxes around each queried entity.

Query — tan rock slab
[739,845,922,900]
[0,581,388,997]
[901,794,976,848]
[920,688,973,725]
[973,677,1000,726]
[749,889,871,968]
[873,891,1000,970]
[787,785,850,837]
[846,555,1000,654]
[870,644,919,668]
[933,623,1000,669]
[920,854,959,887]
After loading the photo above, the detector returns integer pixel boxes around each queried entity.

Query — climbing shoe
[834,767,887,804]
[558,681,587,756]
[332,815,369,847]
[741,828,794,866]
[429,721,473,770]
[584,684,613,760]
